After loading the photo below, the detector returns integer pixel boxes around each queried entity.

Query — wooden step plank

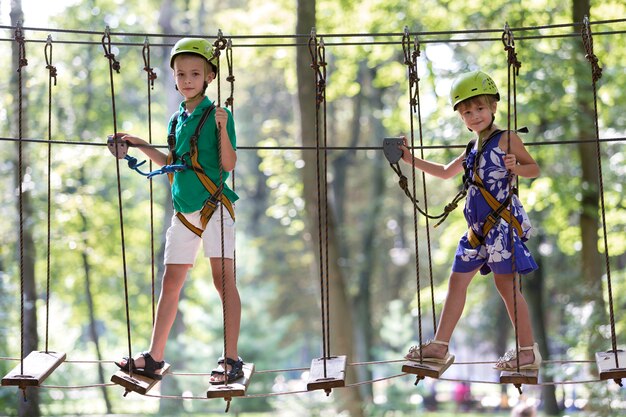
[595,350,626,381]
[2,351,66,387]
[402,355,455,379]
[499,369,538,385]
[307,355,346,391]
[206,362,255,399]
[110,362,170,395]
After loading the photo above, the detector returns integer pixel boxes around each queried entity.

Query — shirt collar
[179,96,214,116]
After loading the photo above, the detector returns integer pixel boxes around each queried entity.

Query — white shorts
[164,208,235,265]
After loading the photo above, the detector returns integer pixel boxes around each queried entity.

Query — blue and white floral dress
[452,131,538,276]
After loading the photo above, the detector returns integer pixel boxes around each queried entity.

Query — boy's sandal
[115,352,165,380]
[405,339,452,364]
[210,357,245,385]
[494,343,542,371]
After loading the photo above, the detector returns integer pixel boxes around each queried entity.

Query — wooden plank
[307,355,346,392]
[2,351,66,387]
[110,362,170,396]
[596,350,626,381]
[402,354,455,379]
[499,369,538,385]
[206,362,255,399]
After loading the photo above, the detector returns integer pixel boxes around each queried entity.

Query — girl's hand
[215,107,228,127]
[399,136,412,163]
[504,153,517,172]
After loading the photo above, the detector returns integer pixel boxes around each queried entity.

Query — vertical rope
[225,39,237,291]
[14,22,28,377]
[581,17,618,367]
[101,27,133,377]
[142,38,158,325]
[401,28,423,361]
[308,29,330,373]
[502,22,522,371]
[319,38,331,360]
[213,31,230,382]
[412,36,438,337]
[44,34,57,354]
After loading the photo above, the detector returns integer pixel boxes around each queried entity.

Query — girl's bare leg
[494,273,537,366]
[416,269,478,358]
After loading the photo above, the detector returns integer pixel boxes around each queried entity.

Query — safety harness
[166,105,235,237]
[462,129,524,248]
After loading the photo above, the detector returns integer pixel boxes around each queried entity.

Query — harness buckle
[486,212,501,226]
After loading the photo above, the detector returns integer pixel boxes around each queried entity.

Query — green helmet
[169,38,218,70]
[450,70,500,110]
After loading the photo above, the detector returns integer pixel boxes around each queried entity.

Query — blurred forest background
[0,0,625,416]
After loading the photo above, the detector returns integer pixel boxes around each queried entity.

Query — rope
[404,27,440,342]
[141,38,157,326]
[308,29,332,375]
[401,27,424,362]
[0,354,609,398]
[225,39,235,109]
[2,18,625,46]
[224,38,240,367]
[390,162,464,220]
[502,21,524,373]
[581,16,619,371]
[0,354,599,366]
[1,134,623,150]
[14,22,28,378]
[320,38,331,364]
[44,34,57,354]
[211,30,232,383]
[101,26,134,378]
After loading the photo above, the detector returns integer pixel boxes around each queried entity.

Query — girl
[400,70,541,370]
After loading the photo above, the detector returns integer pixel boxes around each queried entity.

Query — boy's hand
[215,107,228,127]
[111,132,138,146]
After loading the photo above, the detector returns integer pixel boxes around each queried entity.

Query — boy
[114,38,243,384]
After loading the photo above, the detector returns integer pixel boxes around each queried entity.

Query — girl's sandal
[494,343,542,370]
[405,339,452,364]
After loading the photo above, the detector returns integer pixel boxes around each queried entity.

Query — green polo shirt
[169,97,239,213]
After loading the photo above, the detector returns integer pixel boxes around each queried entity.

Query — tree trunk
[65,33,117,413]
[523,237,559,415]
[572,1,614,414]
[352,64,387,405]
[78,190,113,413]
[572,0,607,356]
[10,2,39,416]
[296,2,363,416]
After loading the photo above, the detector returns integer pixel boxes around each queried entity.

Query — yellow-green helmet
[169,38,217,70]
[450,70,500,110]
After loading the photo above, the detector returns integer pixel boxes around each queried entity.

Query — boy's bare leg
[119,264,190,368]
[417,270,478,359]
[209,258,241,382]
[494,273,536,366]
